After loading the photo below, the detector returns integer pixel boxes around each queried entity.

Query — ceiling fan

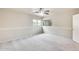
[32,8,50,16]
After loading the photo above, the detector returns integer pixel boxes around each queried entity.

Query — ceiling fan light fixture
[32,8,50,16]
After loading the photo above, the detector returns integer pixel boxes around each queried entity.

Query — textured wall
[48,8,77,38]
[0,9,40,42]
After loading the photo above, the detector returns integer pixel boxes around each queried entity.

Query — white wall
[48,8,77,38]
[0,9,40,42]
[50,9,74,27]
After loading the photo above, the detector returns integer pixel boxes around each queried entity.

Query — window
[33,19,42,26]
[33,19,51,26]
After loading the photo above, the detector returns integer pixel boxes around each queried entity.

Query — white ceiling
[9,8,54,15]
[8,8,33,14]
[4,8,78,16]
